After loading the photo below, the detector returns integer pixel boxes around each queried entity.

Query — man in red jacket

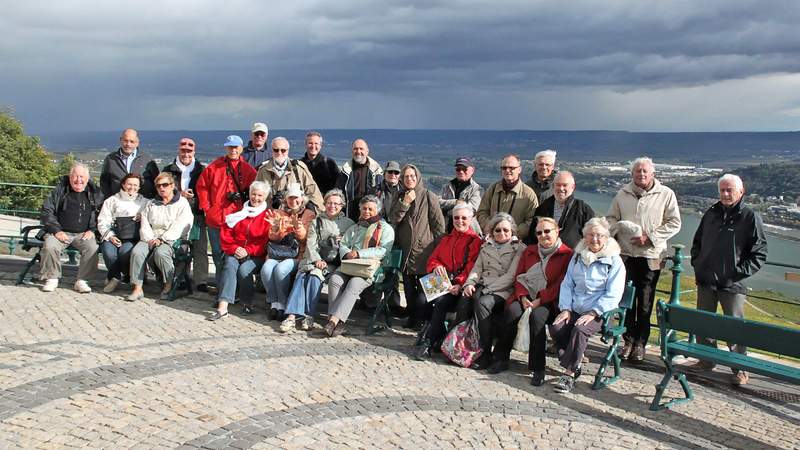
[196,135,257,294]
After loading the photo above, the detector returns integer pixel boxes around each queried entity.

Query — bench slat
[668,341,800,384]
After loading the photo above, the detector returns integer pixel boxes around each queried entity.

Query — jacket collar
[573,237,621,265]
[342,156,381,175]
[622,179,663,197]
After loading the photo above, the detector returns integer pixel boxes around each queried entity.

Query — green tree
[0,110,57,216]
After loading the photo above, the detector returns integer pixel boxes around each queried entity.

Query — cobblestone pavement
[0,256,798,449]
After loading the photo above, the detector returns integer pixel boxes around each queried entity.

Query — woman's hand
[576,312,598,326]
[553,310,571,325]
[234,247,248,260]
[109,236,122,247]
[520,296,534,310]
[462,284,476,297]
[433,265,447,278]
[448,283,462,295]
[343,250,359,260]
[314,260,328,270]
[148,238,162,249]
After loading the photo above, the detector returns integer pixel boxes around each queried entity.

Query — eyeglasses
[455,166,469,173]
[493,227,511,233]
[536,229,554,236]
[386,171,400,175]
[324,201,343,207]
[272,148,288,154]
[453,216,471,221]
[253,131,267,137]
[156,182,173,188]
[500,166,520,171]
[179,141,195,147]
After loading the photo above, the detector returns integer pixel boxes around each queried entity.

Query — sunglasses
[386,171,400,175]
[493,227,511,233]
[179,142,195,147]
[272,148,288,154]
[455,166,469,173]
[156,182,173,188]
[453,215,471,221]
[253,131,267,137]
[536,229,554,236]
[500,166,519,171]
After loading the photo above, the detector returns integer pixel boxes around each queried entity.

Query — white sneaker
[103,278,121,293]
[279,317,296,333]
[301,316,314,331]
[74,280,92,294]
[41,279,59,292]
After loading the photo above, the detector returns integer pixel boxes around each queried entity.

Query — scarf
[501,178,519,192]
[273,158,289,178]
[352,160,370,197]
[117,191,140,202]
[516,239,562,296]
[358,215,382,248]
[174,158,196,192]
[224,201,267,228]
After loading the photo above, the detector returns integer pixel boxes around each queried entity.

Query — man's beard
[353,155,367,164]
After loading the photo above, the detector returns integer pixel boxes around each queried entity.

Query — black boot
[413,341,432,361]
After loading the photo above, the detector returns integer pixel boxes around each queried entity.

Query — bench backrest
[620,281,635,310]
[660,302,800,359]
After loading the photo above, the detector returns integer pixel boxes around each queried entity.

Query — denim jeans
[101,239,135,280]
[260,258,299,310]
[285,272,323,318]
[218,255,264,305]
[207,227,224,288]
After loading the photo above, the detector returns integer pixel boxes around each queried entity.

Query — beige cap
[251,122,269,134]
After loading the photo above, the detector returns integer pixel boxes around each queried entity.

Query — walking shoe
[471,353,493,370]
[685,360,716,372]
[74,280,92,294]
[487,359,510,375]
[530,370,545,387]
[41,279,59,292]
[103,278,121,293]
[413,344,432,361]
[159,283,173,301]
[300,316,313,331]
[196,283,209,293]
[619,341,633,360]
[629,344,646,362]
[241,304,254,315]
[324,321,337,337]
[731,371,749,386]
[554,375,575,393]
[206,311,228,321]
[126,291,144,302]
[279,317,296,333]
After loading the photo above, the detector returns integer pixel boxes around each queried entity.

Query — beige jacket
[606,179,681,265]
[476,180,539,240]
[256,159,324,211]
[464,238,526,300]
[97,192,148,240]
[140,195,194,243]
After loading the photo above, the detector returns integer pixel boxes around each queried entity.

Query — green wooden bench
[650,300,800,410]
[163,223,202,301]
[365,249,403,335]
[592,281,636,390]
[16,225,79,285]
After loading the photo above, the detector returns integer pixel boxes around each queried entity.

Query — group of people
[38,124,768,389]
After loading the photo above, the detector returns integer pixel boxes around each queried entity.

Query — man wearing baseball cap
[440,156,483,234]
[242,122,270,169]
[379,160,401,218]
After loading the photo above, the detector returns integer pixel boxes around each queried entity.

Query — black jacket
[41,176,104,234]
[161,159,206,215]
[300,152,341,195]
[100,149,160,199]
[691,200,768,294]
[524,194,594,249]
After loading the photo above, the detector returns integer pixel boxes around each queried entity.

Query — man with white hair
[607,157,681,362]
[242,122,270,168]
[688,174,767,386]
[336,138,383,221]
[526,149,558,203]
[39,163,104,293]
[255,136,324,211]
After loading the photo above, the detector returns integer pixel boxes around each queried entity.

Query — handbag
[316,218,340,264]
[339,258,381,279]
[268,233,300,260]
[440,318,483,368]
[513,307,532,353]
[114,216,140,241]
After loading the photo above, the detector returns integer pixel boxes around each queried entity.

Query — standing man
[196,135,257,293]
[300,131,341,195]
[688,174,767,385]
[607,157,681,362]
[39,164,104,293]
[100,128,160,198]
[526,149,558,204]
[476,154,539,241]
[255,137,324,210]
[527,171,594,249]
[440,156,483,234]
[378,160,401,218]
[162,138,210,291]
[336,138,383,221]
[242,122,270,169]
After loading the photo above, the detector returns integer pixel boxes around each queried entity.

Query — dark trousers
[423,293,472,345]
[623,256,661,345]
[474,293,505,354]
[696,285,747,365]
[402,273,429,325]
[550,311,602,372]
[493,302,557,371]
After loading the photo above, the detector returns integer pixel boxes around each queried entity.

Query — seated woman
[207,181,272,321]
[414,203,482,360]
[97,173,148,293]
[487,217,573,383]
[550,217,625,393]
[325,195,395,337]
[260,183,316,320]
[128,172,194,301]
[462,212,526,369]
[280,189,354,332]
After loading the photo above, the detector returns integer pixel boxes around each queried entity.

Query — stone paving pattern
[0,257,798,449]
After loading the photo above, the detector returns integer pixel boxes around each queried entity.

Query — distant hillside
[669,163,800,201]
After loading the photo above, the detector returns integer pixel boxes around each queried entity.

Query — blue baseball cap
[223,135,244,147]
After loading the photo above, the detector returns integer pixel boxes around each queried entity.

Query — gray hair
[718,173,744,190]
[630,157,654,173]
[582,217,611,238]
[487,212,517,236]
[451,203,474,218]
[305,130,323,144]
[249,181,271,196]
[69,163,90,175]
[323,188,345,204]
[271,136,290,150]
[359,194,382,213]
[554,170,574,184]
[534,149,557,162]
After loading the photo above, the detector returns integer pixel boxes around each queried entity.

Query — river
[577,191,800,299]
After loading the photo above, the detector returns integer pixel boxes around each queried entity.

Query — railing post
[669,244,684,305]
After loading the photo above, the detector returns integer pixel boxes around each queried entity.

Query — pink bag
[440,318,483,367]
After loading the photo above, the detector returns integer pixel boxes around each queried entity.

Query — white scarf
[174,158,196,192]
[224,201,267,228]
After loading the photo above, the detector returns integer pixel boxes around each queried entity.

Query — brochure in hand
[419,271,452,302]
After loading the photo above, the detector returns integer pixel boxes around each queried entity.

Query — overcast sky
[2,0,800,133]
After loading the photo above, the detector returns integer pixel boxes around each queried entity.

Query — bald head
[352,139,369,164]
[120,129,139,155]
[68,163,90,193]
[553,171,575,204]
